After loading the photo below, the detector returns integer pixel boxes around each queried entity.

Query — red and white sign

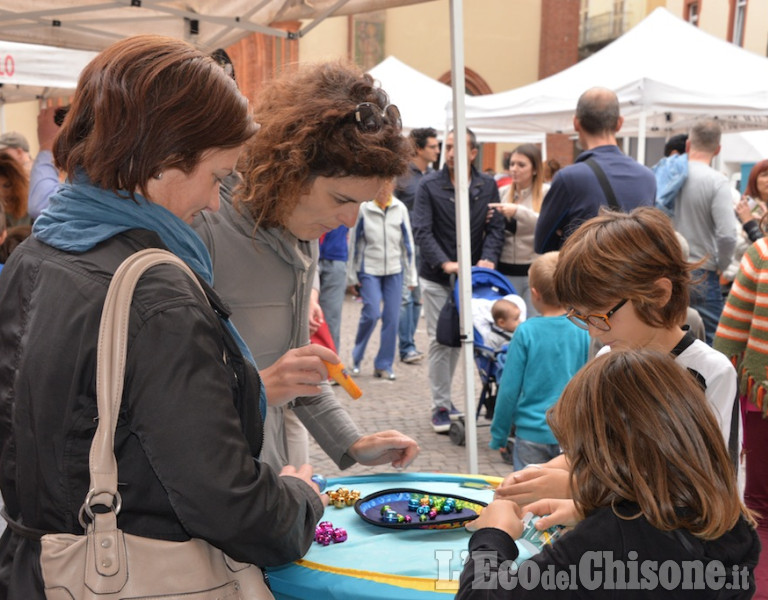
[0,40,96,103]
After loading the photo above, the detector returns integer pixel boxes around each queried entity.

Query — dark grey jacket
[412,165,505,287]
[0,229,323,598]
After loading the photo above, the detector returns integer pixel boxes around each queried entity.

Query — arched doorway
[438,68,496,173]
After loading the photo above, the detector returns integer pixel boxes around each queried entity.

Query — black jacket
[0,230,323,598]
[457,503,760,599]
[412,165,505,287]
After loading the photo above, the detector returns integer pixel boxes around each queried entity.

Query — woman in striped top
[714,212,768,597]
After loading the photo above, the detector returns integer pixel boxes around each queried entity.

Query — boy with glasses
[493,208,741,506]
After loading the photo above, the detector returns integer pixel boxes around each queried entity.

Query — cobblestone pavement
[308,294,512,480]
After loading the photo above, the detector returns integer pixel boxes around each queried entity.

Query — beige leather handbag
[39,249,273,600]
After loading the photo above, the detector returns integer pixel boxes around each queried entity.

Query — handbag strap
[584,158,620,211]
[82,249,207,526]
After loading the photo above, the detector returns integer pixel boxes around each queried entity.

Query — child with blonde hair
[489,251,589,469]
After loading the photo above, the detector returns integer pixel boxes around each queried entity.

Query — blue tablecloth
[268,472,531,599]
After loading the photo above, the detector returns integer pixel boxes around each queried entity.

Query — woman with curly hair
[0,152,30,227]
[195,61,420,471]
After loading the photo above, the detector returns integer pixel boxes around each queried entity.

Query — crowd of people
[0,33,764,599]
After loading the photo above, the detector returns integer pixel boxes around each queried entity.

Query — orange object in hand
[323,361,363,400]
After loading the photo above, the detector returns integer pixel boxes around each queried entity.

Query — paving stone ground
[307,293,511,480]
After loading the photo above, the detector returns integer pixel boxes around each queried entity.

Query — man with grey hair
[672,120,738,345]
[534,87,656,253]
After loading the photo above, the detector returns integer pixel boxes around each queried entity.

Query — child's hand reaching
[523,498,580,530]
[495,466,572,505]
[466,499,524,539]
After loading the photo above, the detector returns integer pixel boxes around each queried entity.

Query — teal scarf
[34,173,266,418]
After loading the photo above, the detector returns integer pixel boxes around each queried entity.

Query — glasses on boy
[566,298,628,332]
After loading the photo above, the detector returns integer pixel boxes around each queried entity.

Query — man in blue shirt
[412,128,505,433]
[317,225,349,353]
[534,87,656,254]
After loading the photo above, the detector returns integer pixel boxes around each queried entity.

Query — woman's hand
[279,464,329,506]
[348,430,420,469]
[736,197,756,225]
[261,344,340,406]
[488,202,518,219]
[522,498,581,530]
[466,499,524,539]
[308,289,324,336]
[494,466,572,505]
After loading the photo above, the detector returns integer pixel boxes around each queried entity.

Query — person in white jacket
[347,179,417,380]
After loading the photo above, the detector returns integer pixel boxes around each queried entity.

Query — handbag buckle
[78,489,123,529]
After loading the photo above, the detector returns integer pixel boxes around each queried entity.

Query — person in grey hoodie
[195,61,420,472]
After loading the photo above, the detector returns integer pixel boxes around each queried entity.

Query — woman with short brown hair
[0,35,325,598]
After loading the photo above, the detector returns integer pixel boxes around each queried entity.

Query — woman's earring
[154,172,163,180]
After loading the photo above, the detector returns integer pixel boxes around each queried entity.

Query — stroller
[441,267,517,446]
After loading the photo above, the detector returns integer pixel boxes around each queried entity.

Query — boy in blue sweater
[489,251,590,470]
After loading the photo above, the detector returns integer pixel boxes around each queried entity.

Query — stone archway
[438,68,496,172]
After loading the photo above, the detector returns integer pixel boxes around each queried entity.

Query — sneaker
[401,350,424,364]
[449,403,464,420]
[431,408,451,433]
[373,368,396,381]
[350,361,361,375]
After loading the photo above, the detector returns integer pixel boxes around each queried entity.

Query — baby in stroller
[472,294,526,353]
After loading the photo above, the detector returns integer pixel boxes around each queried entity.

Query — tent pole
[449,0,478,475]
[637,111,647,165]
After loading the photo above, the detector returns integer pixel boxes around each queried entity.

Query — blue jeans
[513,437,561,471]
[398,281,422,357]
[689,268,723,346]
[318,259,347,352]
[398,245,422,357]
[352,271,404,371]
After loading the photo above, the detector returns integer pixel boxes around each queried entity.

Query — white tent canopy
[367,56,453,134]
[0,40,97,103]
[367,55,545,144]
[721,130,768,164]
[0,1,437,53]
[463,7,768,146]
